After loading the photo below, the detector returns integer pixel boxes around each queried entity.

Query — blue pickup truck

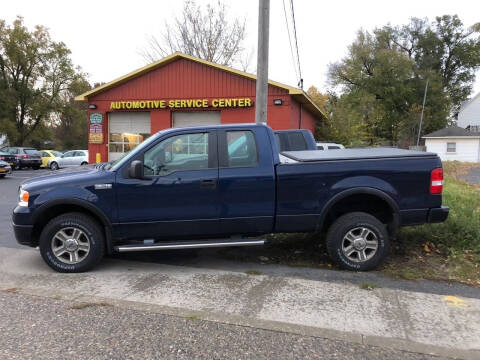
[13,124,448,272]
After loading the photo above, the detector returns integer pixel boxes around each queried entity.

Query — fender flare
[32,198,114,254]
[316,187,400,233]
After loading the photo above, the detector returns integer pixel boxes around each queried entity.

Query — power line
[282,0,299,82]
[289,0,303,89]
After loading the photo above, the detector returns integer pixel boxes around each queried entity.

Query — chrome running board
[114,238,265,253]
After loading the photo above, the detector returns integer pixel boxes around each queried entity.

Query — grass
[359,281,381,290]
[70,302,113,310]
[218,161,480,286]
[245,270,263,276]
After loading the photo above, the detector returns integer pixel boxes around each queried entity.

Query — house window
[446,142,456,153]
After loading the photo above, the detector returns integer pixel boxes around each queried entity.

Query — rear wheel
[39,212,105,273]
[50,162,58,170]
[326,212,389,271]
[81,161,88,166]
[32,166,40,170]
[0,174,5,178]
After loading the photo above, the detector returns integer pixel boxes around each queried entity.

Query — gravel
[0,291,443,360]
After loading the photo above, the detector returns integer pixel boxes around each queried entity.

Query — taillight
[430,168,443,194]
[0,156,4,160]
[21,154,29,158]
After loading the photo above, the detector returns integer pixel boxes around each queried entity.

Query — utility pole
[416,78,429,146]
[255,0,270,124]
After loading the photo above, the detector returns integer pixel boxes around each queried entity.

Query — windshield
[110,130,167,171]
[52,151,63,157]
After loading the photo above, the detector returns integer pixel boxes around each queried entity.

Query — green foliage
[0,17,87,147]
[399,178,480,254]
[326,15,480,146]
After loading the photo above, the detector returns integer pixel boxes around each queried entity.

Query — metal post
[416,78,429,146]
[255,0,270,125]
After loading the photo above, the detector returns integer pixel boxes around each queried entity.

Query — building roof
[459,92,480,113]
[74,52,326,120]
[423,126,480,138]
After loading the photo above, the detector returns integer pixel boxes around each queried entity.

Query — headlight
[19,188,29,207]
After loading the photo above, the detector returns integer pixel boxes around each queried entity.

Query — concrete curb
[4,285,479,360]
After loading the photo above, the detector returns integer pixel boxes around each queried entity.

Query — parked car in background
[0,147,42,169]
[39,150,63,168]
[274,129,317,151]
[48,150,89,170]
[316,142,345,150]
[0,159,12,177]
[0,150,20,170]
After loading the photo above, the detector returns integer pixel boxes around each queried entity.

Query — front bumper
[0,166,12,175]
[12,205,36,247]
[13,223,35,247]
[427,206,449,223]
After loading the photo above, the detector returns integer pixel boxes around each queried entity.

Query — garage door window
[143,133,210,176]
[109,133,150,153]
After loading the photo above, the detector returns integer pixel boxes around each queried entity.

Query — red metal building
[75,52,325,163]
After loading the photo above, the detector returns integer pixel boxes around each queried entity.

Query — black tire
[0,174,5,178]
[39,212,105,273]
[50,162,58,170]
[32,166,40,170]
[80,162,88,166]
[326,212,389,271]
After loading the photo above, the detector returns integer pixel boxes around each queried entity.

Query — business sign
[109,98,253,110]
[88,119,103,144]
[89,113,103,124]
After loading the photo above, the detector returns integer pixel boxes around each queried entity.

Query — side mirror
[129,160,143,179]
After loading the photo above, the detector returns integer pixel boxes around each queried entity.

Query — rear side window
[226,130,258,168]
[24,149,39,155]
[328,146,340,150]
[287,133,307,151]
[317,145,324,150]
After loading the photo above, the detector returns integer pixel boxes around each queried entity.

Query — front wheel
[80,162,88,166]
[326,212,389,271]
[50,162,58,170]
[39,212,105,272]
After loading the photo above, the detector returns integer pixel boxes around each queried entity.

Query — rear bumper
[427,206,449,223]
[20,159,42,167]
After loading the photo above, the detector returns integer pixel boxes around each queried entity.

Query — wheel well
[322,194,397,236]
[31,204,108,247]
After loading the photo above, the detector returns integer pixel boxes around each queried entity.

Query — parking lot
[1,168,479,359]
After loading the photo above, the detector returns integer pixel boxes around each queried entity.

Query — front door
[115,130,219,240]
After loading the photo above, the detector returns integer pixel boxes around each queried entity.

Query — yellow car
[39,150,63,168]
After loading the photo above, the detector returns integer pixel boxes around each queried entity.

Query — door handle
[200,179,217,189]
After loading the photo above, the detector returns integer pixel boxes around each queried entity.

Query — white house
[458,92,480,132]
[423,126,480,162]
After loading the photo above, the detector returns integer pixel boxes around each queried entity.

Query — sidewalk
[0,247,479,359]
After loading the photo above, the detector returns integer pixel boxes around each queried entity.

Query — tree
[53,78,91,150]
[0,17,86,146]
[140,0,249,69]
[327,15,479,146]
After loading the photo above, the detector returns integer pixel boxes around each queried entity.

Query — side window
[328,146,340,150]
[317,145,324,150]
[446,142,456,153]
[226,130,258,168]
[143,133,210,176]
[42,152,49,157]
[64,151,74,157]
[74,151,85,157]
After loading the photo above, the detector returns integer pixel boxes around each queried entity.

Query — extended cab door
[217,127,276,235]
[114,130,220,239]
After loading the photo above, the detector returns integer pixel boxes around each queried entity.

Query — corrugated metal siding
[91,58,288,101]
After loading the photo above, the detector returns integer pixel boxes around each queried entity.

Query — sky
[3,0,480,96]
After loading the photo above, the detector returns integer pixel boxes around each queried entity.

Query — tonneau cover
[281,148,437,162]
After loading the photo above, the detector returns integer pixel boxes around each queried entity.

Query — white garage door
[109,112,151,161]
[172,111,221,128]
